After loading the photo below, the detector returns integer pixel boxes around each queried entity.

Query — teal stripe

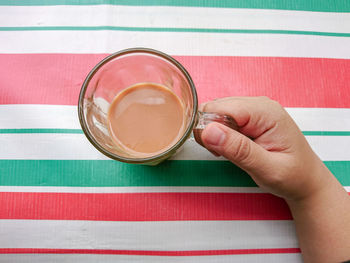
[1,129,349,136]
[0,129,83,134]
[1,26,350,37]
[0,0,349,12]
[302,131,350,136]
[0,160,349,187]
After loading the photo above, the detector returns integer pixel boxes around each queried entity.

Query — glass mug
[78,48,237,165]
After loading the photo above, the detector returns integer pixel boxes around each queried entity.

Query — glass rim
[78,47,198,164]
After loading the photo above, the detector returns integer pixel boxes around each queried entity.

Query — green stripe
[0,129,83,134]
[0,0,349,12]
[302,131,350,136]
[0,160,349,187]
[1,26,350,37]
[1,129,349,136]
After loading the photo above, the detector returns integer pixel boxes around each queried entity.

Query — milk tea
[107,83,185,157]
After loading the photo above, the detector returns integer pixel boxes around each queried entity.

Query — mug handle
[193,111,238,147]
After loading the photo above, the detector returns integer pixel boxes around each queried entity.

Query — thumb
[201,122,271,175]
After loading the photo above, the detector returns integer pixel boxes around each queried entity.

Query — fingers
[200,97,286,139]
[197,97,320,200]
[201,122,272,176]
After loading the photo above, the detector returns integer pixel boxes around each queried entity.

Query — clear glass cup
[78,48,237,165]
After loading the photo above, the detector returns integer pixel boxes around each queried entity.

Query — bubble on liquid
[142,97,166,105]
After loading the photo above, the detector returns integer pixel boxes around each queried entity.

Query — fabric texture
[0,1,349,262]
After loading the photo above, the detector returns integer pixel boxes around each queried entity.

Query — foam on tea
[107,83,185,157]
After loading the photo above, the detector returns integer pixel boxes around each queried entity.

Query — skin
[197,97,350,263]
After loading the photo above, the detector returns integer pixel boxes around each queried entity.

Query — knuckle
[259,96,271,101]
[264,97,281,107]
[271,100,283,109]
[264,98,286,119]
[272,102,288,120]
[259,96,282,108]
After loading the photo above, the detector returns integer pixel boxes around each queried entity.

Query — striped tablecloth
[1,1,349,262]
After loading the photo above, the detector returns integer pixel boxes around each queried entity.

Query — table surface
[1,1,350,262]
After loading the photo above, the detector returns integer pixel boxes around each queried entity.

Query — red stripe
[0,54,349,107]
[0,192,291,221]
[0,248,301,256]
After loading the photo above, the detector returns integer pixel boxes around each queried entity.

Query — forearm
[287,165,350,263]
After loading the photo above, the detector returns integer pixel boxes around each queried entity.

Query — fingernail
[205,125,226,146]
[198,102,207,112]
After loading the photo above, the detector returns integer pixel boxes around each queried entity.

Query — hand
[197,97,332,201]
[197,97,350,262]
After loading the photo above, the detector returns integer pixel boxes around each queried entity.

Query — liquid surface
[108,83,185,157]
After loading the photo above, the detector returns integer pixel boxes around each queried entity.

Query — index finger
[200,97,287,139]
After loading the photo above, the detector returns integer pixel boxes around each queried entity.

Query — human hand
[197,97,350,262]
[197,97,330,201]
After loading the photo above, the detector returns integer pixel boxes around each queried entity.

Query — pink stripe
[0,54,349,107]
[0,248,301,256]
[0,192,292,221]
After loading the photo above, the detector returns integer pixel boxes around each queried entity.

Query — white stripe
[1,186,349,193]
[0,186,265,193]
[1,105,349,161]
[1,31,349,58]
[1,5,349,33]
[285,108,350,132]
[0,219,297,250]
[0,105,79,129]
[0,253,303,263]
[0,133,104,160]
[305,136,350,161]
[1,105,350,131]
[0,133,349,161]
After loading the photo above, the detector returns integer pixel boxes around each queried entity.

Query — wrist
[284,161,350,263]
[285,155,341,208]
[286,161,346,211]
